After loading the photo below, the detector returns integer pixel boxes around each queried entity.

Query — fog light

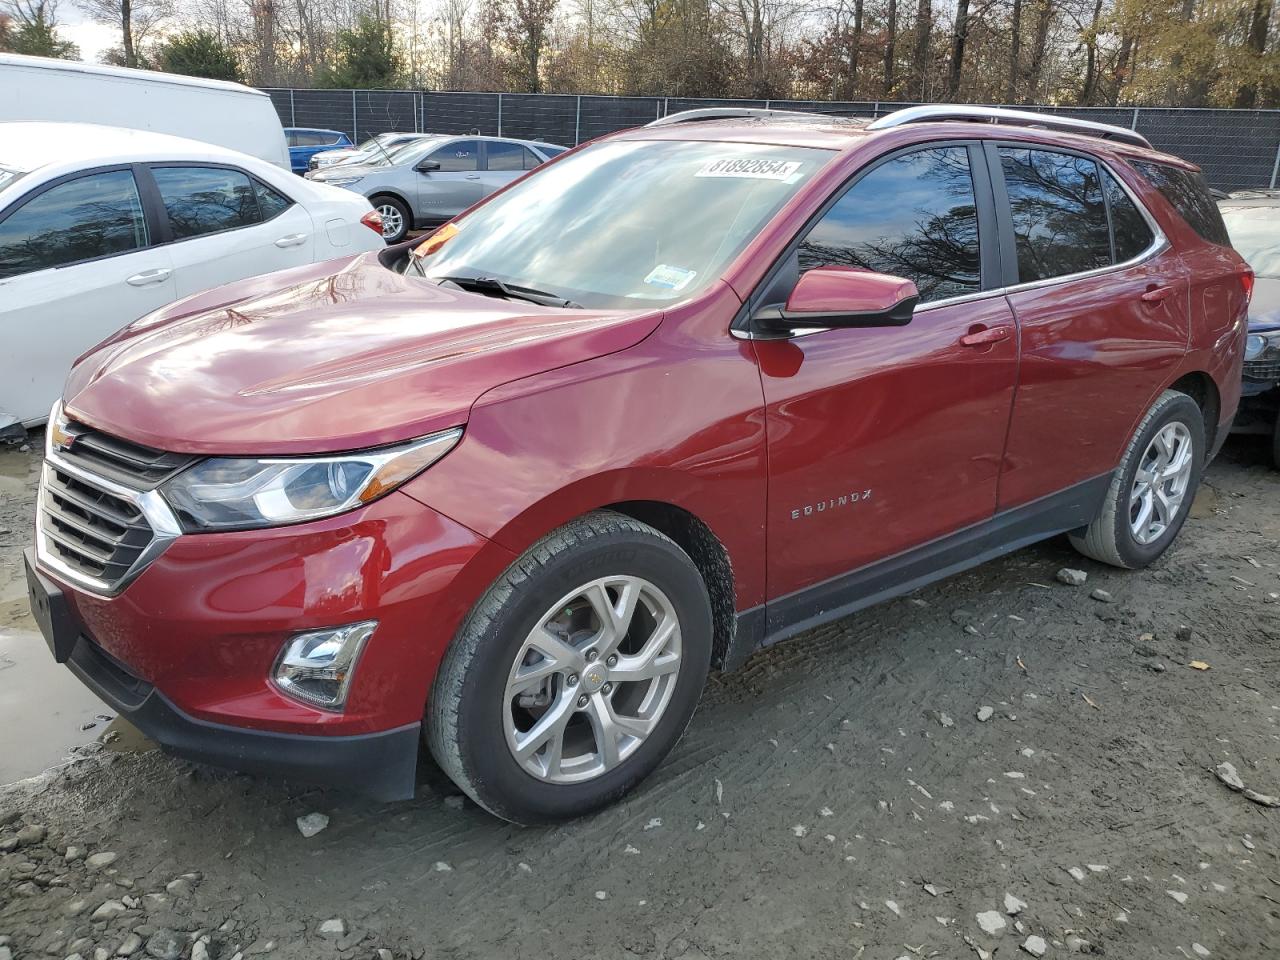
[272,621,376,710]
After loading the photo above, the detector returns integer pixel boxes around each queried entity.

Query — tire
[370,194,411,243]
[426,510,713,824]
[1069,389,1205,569]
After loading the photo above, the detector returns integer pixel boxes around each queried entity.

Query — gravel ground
[1,436,1279,960]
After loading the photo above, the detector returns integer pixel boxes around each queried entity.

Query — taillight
[1242,269,1255,304]
[360,210,383,234]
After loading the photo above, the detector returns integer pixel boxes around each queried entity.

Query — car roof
[0,121,273,179]
[0,52,267,98]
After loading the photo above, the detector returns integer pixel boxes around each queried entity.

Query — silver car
[307,135,568,242]
[307,132,430,172]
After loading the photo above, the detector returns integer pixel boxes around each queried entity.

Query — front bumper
[27,550,421,799]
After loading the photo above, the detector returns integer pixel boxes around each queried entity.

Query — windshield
[1222,205,1280,278]
[412,139,831,308]
[369,137,438,167]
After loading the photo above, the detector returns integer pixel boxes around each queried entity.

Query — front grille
[1244,357,1280,382]
[57,420,195,490]
[40,465,154,584]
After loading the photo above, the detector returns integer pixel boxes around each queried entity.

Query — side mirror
[416,159,440,172]
[754,266,918,332]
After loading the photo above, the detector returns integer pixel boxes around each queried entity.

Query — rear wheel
[1070,389,1204,569]
[370,195,410,243]
[426,511,713,824]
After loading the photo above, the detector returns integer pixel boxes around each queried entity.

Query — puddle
[0,626,139,784]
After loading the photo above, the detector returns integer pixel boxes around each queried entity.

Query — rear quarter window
[1132,160,1230,247]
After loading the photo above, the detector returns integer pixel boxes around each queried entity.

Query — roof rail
[866,105,1152,149]
[647,107,834,127]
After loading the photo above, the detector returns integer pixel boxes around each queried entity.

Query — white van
[0,53,289,170]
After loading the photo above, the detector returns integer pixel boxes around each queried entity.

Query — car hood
[1249,276,1280,332]
[310,162,384,181]
[64,253,662,456]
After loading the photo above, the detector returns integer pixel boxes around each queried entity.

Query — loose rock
[295,813,329,838]
[976,910,1007,936]
[85,852,118,871]
[977,706,994,722]
[1004,892,1027,915]
[1022,935,1047,957]
[1056,568,1087,586]
[143,930,182,960]
[317,919,347,939]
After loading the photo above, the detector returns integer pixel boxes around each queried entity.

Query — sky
[57,8,116,64]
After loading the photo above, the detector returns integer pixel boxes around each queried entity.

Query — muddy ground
[1,436,1279,960]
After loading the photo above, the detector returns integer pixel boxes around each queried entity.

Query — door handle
[125,268,171,286]
[1140,285,1173,304]
[959,325,1012,348]
[465,174,481,180]
[274,233,308,248]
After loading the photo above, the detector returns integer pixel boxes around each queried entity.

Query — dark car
[284,127,353,174]
[28,106,1250,824]
[1219,192,1280,465]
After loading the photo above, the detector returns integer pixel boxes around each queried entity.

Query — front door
[755,144,1019,611]
[415,139,486,224]
[0,167,176,424]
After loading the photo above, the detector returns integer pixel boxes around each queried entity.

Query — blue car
[284,128,353,175]
[1220,192,1280,466]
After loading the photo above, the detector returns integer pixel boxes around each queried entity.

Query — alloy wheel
[377,204,404,240]
[1129,421,1194,545]
[503,576,682,784]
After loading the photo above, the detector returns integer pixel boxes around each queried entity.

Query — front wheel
[1070,389,1204,569]
[370,195,411,243]
[427,511,713,824]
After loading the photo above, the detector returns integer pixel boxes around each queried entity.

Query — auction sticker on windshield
[696,158,803,181]
[644,264,697,290]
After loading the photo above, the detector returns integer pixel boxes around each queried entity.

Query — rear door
[479,141,540,196]
[144,163,316,297]
[755,143,1020,608]
[0,167,175,423]
[414,139,484,224]
[993,144,1189,510]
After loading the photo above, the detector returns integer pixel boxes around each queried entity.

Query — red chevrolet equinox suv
[26,105,1251,823]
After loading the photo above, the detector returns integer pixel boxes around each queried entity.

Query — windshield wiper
[436,275,582,309]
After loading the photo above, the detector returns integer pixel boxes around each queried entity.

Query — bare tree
[76,0,172,65]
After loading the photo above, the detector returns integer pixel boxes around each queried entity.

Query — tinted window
[1000,148,1111,282]
[285,132,301,147]
[1133,160,1230,246]
[799,146,981,303]
[429,140,479,172]
[256,181,293,220]
[524,148,546,170]
[538,146,568,158]
[486,141,531,172]
[0,170,147,280]
[152,167,259,240]
[1103,170,1155,262]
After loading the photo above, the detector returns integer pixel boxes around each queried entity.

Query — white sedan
[0,122,386,428]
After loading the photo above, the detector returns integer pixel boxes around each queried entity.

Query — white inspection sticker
[696,157,803,181]
[644,264,697,290]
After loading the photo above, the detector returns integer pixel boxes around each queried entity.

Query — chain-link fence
[263,88,1280,191]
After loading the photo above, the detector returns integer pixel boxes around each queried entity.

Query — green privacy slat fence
[264,88,1280,192]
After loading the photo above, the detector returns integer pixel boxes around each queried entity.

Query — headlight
[1245,333,1268,360]
[162,428,461,532]
[323,176,363,187]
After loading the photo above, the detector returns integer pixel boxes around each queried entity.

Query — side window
[429,140,479,172]
[1000,147,1111,282]
[523,148,545,170]
[798,146,981,303]
[485,141,527,172]
[152,166,260,240]
[0,170,148,280]
[285,132,301,147]
[1103,170,1155,262]
[255,181,294,221]
[1132,160,1230,247]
